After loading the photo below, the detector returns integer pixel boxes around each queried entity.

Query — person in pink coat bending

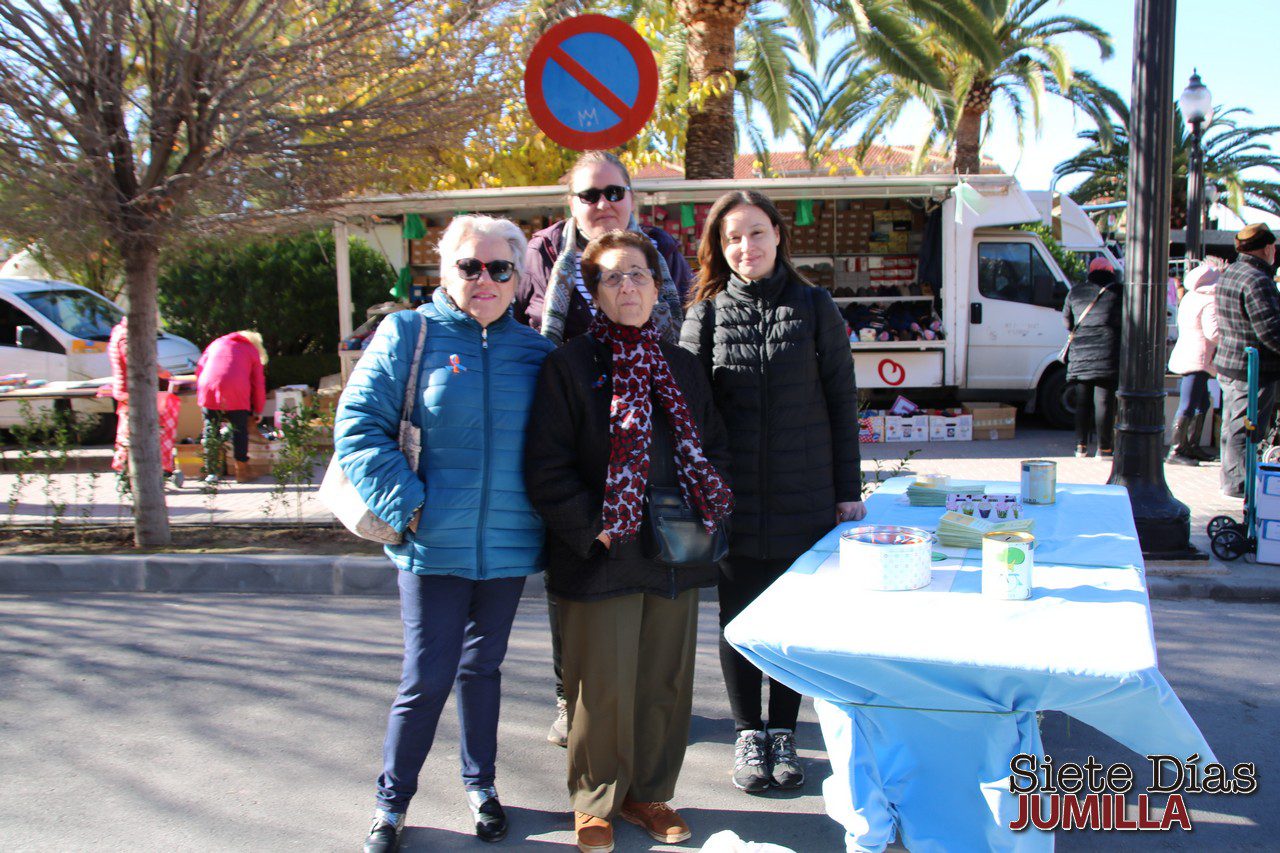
[196,330,267,482]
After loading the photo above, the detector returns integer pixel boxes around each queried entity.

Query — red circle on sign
[878,359,906,386]
[524,15,660,151]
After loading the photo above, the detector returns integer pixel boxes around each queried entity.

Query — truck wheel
[1037,368,1075,430]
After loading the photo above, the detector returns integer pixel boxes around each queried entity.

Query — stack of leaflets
[936,493,1033,548]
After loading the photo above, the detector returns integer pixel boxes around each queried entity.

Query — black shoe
[1166,451,1199,466]
[363,811,404,853]
[467,787,508,843]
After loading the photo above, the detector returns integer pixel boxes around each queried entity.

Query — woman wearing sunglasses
[515,150,695,751]
[516,150,691,348]
[524,229,733,852]
[336,215,555,852]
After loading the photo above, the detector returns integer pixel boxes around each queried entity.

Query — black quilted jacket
[1213,253,1280,382]
[680,266,861,561]
[524,334,731,602]
[1062,273,1123,382]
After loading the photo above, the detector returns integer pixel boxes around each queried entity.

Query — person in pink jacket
[196,330,267,482]
[1167,261,1223,465]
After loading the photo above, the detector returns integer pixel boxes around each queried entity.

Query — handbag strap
[1072,287,1107,331]
[399,311,429,427]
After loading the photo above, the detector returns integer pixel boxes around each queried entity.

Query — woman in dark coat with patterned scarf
[525,229,733,853]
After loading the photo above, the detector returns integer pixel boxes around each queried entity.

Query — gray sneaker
[768,728,805,789]
[547,696,568,747]
[732,729,771,793]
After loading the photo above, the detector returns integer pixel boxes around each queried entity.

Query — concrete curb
[2,554,1279,602]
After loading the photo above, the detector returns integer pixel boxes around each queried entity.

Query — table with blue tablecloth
[725,476,1214,852]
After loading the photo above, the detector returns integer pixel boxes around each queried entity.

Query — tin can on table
[840,525,933,591]
[982,531,1035,600]
[1020,460,1056,505]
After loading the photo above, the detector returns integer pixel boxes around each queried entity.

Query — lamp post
[1179,70,1213,262]
[1109,0,1197,558]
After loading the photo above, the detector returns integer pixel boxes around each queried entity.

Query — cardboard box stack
[1256,463,1280,564]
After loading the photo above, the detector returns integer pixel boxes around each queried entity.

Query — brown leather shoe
[573,812,613,852]
[619,800,691,844]
[233,460,255,483]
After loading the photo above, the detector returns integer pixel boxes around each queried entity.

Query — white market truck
[333,174,1116,428]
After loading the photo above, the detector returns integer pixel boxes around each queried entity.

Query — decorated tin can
[1020,460,1057,505]
[840,525,933,591]
[982,531,1035,600]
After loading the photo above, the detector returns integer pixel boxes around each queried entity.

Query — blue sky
[767,1,1280,192]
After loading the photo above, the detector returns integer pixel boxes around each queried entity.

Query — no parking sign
[523,15,659,150]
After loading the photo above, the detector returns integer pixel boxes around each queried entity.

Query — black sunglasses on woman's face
[455,258,516,283]
[573,185,628,205]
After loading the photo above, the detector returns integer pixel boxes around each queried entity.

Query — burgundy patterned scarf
[590,314,734,541]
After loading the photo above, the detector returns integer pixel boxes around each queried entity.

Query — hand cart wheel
[1210,528,1249,561]
[1207,515,1238,537]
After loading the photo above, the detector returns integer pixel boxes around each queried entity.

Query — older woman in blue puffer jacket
[335,214,555,852]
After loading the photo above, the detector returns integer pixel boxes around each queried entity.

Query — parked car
[0,278,201,430]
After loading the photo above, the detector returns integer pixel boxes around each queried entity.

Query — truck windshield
[18,289,124,341]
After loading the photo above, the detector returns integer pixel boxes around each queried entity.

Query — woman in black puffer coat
[680,189,864,795]
[1063,257,1124,458]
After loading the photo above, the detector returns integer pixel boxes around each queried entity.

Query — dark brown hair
[580,229,661,296]
[689,190,800,305]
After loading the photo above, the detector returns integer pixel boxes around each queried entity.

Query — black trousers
[718,555,802,732]
[202,409,251,464]
[1072,379,1117,450]
[548,589,564,701]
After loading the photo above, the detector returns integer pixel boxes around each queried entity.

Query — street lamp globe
[1179,70,1213,124]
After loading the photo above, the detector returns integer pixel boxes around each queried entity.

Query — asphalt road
[0,592,1276,852]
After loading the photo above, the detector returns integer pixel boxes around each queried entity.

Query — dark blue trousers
[375,571,526,813]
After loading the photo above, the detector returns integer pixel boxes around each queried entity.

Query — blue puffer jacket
[334,289,556,578]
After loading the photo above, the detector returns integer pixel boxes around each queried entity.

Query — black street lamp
[1179,70,1213,262]
[1109,0,1197,558]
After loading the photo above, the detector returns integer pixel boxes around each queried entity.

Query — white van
[0,278,201,428]
[331,175,1110,427]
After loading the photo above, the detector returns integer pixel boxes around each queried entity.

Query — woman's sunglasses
[455,258,516,283]
[574,185,628,205]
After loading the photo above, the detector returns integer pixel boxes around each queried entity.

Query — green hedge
[159,230,393,388]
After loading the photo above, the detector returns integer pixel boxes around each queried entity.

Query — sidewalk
[3,426,1277,600]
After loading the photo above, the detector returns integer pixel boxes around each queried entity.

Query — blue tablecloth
[725,477,1214,852]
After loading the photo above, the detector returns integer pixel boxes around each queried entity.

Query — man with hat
[1213,222,1280,498]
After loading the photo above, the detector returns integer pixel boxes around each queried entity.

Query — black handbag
[642,485,730,567]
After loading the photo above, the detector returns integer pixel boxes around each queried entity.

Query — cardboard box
[884,415,930,443]
[965,402,1017,440]
[1256,463,1280,520]
[1256,517,1280,565]
[929,413,972,442]
[859,415,885,444]
[174,443,213,478]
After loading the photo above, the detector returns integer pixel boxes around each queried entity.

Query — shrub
[159,230,393,387]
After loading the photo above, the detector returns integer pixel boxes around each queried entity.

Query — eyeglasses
[573,185,628,205]
[599,269,654,289]
[454,258,516,283]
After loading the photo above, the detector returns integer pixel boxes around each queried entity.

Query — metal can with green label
[1020,460,1056,505]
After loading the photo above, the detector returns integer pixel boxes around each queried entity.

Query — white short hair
[437,215,528,279]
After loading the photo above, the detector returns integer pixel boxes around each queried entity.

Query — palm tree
[833,0,1121,174]
[1055,104,1280,225]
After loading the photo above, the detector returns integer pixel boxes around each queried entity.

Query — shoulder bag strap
[398,311,429,442]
